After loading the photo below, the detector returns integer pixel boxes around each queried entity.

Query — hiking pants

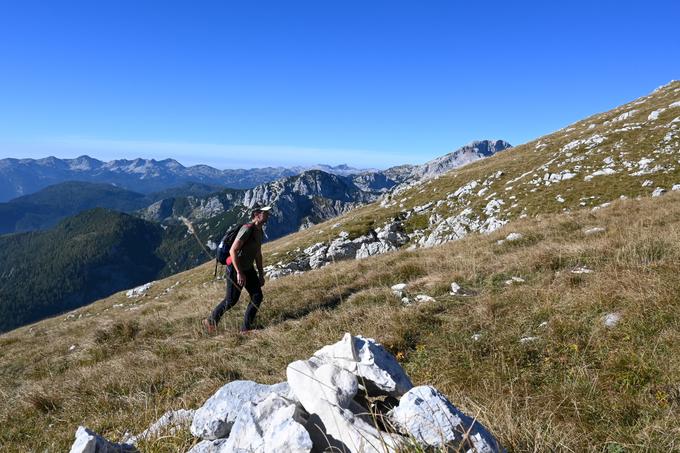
[209,265,263,330]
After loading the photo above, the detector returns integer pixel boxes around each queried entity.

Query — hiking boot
[203,318,216,334]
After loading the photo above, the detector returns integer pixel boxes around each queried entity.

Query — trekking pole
[180,216,247,289]
[180,217,214,262]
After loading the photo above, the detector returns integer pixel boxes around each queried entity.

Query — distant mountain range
[137,140,513,240]
[0,139,511,333]
[0,155,372,202]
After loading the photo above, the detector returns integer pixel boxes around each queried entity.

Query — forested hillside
[0,208,209,333]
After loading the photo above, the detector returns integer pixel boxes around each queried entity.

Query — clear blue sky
[0,0,678,169]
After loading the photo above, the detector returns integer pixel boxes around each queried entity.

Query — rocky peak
[415,139,513,179]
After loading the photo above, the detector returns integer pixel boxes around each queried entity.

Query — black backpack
[216,223,249,265]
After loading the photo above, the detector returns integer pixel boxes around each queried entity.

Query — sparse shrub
[403,213,429,233]
[94,320,140,344]
[605,352,658,393]
[25,391,61,414]
[617,238,673,266]
[209,366,242,382]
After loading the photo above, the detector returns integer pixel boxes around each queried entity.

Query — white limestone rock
[70,426,136,453]
[186,439,228,453]
[672,184,680,191]
[504,277,525,285]
[303,242,326,256]
[356,240,396,259]
[571,267,593,274]
[652,187,666,197]
[603,312,622,328]
[312,333,413,397]
[505,232,523,242]
[584,227,606,235]
[306,243,329,269]
[449,282,476,296]
[126,282,154,298]
[286,359,402,453]
[191,380,292,440]
[123,409,195,445]
[414,294,436,303]
[420,208,480,248]
[376,221,409,245]
[223,393,312,453]
[326,237,361,261]
[391,283,407,297]
[648,108,665,121]
[389,386,501,452]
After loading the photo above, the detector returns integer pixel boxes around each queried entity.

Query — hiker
[203,204,271,334]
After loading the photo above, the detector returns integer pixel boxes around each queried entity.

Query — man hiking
[203,204,271,334]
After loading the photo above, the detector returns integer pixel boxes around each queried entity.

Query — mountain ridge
[0,156,375,202]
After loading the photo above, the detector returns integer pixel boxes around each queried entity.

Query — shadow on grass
[269,287,360,325]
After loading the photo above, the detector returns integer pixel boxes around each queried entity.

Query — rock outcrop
[69,426,137,453]
[70,333,502,453]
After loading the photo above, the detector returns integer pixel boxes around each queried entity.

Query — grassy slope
[1,82,679,451]
[1,192,679,451]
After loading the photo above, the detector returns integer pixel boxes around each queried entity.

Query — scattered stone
[603,312,622,328]
[672,184,680,191]
[389,385,501,452]
[356,240,396,259]
[124,409,195,445]
[538,321,548,329]
[186,439,228,453]
[391,283,407,297]
[584,227,606,235]
[287,360,401,453]
[312,333,413,398]
[519,336,539,344]
[401,297,411,305]
[191,381,292,440]
[652,187,666,197]
[414,295,436,303]
[126,282,154,298]
[571,267,593,274]
[471,333,482,341]
[648,108,665,121]
[504,277,525,285]
[591,202,612,211]
[222,394,312,452]
[117,333,504,452]
[69,345,76,352]
[505,232,523,241]
[69,426,136,453]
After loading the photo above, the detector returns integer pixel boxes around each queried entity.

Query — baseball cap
[250,203,272,214]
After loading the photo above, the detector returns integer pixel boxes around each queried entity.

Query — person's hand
[259,274,265,287]
[237,272,246,287]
